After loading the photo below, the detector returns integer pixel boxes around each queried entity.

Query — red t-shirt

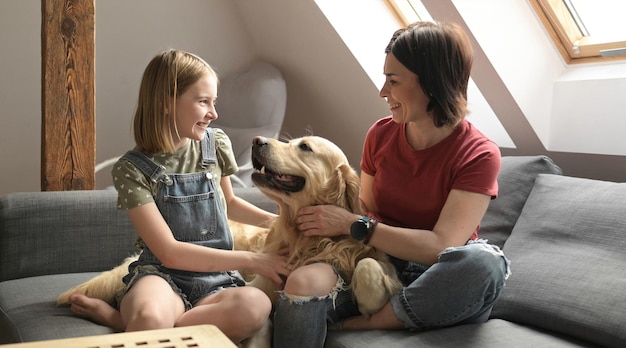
[361,117,500,240]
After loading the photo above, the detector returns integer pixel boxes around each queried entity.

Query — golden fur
[246,136,401,312]
[57,135,402,345]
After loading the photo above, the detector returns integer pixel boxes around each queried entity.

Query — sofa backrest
[0,190,136,282]
[479,155,562,248]
[492,173,626,348]
[211,61,287,187]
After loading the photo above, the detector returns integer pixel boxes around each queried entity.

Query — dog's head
[250,136,361,217]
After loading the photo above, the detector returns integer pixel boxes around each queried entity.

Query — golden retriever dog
[246,135,401,315]
[57,135,401,346]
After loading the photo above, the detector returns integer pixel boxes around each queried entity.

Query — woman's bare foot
[69,294,125,331]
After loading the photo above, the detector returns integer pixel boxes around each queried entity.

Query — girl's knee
[233,287,272,323]
[128,302,177,329]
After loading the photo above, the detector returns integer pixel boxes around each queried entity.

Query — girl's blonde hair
[133,49,217,154]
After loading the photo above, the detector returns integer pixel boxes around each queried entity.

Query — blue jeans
[272,241,510,348]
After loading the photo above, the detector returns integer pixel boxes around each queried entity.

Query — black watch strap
[363,217,378,244]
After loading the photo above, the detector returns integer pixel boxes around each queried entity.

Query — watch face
[350,220,369,241]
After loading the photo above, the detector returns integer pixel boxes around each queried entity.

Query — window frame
[530,0,626,64]
[385,0,626,64]
[382,0,424,26]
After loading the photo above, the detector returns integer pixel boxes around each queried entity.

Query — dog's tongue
[270,173,305,192]
[251,169,306,193]
[274,174,294,182]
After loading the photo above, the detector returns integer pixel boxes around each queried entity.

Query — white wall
[0,0,41,194]
[0,0,257,195]
[1,0,625,196]
[454,0,565,147]
[94,0,257,189]
[233,0,391,168]
[428,0,626,180]
[550,65,626,155]
[454,0,626,157]
[314,0,514,149]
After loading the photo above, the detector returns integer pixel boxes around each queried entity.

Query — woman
[272,21,510,348]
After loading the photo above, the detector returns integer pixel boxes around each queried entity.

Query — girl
[69,49,290,344]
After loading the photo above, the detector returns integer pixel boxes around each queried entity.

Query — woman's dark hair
[386,21,473,127]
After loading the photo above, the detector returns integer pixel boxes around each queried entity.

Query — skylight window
[530,0,626,63]
[383,0,428,24]
[567,0,626,39]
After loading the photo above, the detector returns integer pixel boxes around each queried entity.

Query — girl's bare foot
[69,294,125,331]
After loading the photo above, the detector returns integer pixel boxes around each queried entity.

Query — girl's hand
[248,252,291,285]
[296,205,359,237]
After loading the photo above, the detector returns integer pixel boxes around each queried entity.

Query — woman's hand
[296,205,359,237]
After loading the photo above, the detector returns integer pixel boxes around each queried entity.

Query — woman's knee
[441,243,507,275]
[437,243,509,303]
[283,263,338,296]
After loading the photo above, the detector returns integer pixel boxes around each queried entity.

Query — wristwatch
[350,216,378,244]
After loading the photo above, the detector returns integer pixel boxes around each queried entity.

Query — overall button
[162,175,173,186]
[205,172,213,180]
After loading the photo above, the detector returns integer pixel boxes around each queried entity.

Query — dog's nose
[253,136,268,146]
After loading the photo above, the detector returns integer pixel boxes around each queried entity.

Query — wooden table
[0,325,236,348]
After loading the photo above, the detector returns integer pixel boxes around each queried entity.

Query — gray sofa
[1,156,625,347]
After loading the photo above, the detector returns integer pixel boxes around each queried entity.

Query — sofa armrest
[0,190,136,282]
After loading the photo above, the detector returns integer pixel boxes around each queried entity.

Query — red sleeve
[452,140,501,199]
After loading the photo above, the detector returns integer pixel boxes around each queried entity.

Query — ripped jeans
[272,274,359,348]
[272,240,510,348]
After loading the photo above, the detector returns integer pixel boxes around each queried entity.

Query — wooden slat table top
[1,325,236,348]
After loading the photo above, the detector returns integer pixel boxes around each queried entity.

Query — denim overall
[117,129,244,310]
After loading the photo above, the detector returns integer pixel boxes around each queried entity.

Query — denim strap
[120,150,165,183]
[201,128,217,168]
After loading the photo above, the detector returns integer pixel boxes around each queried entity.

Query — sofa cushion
[492,174,626,348]
[0,273,115,344]
[326,319,592,347]
[479,156,562,248]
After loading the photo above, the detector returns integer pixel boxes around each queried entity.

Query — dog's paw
[352,258,401,316]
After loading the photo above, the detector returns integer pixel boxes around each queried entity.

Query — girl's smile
[171,75,218,149]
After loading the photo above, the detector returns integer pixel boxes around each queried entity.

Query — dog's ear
[336,164,362,214]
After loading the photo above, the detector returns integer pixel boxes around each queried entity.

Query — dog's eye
[298,142,313,152]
